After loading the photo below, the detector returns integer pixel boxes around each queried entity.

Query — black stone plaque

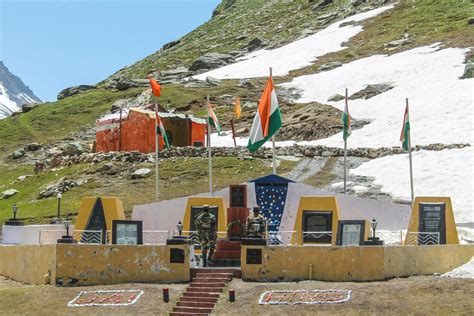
[336,220,365,246]
[302,211,333,243]
[419,202,446,244]
[190,206,218,231]
[85,198,107,243]
[246,248,262,264]
[230,185,246,208]
[112,220,143,245]
[170,248,185,263]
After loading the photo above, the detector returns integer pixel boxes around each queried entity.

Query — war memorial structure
[1,173,471,279]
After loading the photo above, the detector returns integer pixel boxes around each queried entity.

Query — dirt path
[1,275,472,315]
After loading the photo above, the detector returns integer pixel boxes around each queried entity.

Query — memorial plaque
[302,211,332,243]
[170,248,185,263]
[230,185,247,208]
[336,220,365,246]
[246,248,262,264]
[112,220,143,245]
[190,206,219,231]
[419,202,446,244]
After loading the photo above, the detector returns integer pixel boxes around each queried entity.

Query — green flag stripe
[247,107,282,153]
[402,121,410,151]
[342,112,351,140]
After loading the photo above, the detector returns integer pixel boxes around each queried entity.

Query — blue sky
[0,0,220,101]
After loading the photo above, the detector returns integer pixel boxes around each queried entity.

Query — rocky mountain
[0,0,473,230]
[0,61,41,119]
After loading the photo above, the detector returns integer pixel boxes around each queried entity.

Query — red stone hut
[95,108,206,153]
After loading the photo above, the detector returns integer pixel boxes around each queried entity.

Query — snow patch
[195,4,395,80]
[351,147,474,224]
[283,45,473,148]
[442,257,474,279]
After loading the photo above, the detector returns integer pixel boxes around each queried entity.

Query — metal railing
[175,230,228,245]
[267,231,298,245]
[375,230,404,245]
[405,232,440,245]
[73,230,103,244]
[39,229,66,244]
[143,230,169,245]
[302,231,333,244]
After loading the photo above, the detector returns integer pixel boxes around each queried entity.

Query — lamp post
[5,204,23,226]
[12,204,17,220]
[371,218,377,239]
[64,220,71,238]
[177,221,183,236]
[56,192,62,221]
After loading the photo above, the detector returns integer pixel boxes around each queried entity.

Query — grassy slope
[1,0,472,226]
[0,158,295,225]
[106,0,354,80]
[0,88,143,153]
[288,0,474,78]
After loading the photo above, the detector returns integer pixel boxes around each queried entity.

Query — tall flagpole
[207,95,213,195]
[406,98,414,204]
[155,103,160,202]
[270,67,277,175]
[343,88,348,195]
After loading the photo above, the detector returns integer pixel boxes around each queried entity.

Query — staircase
[208,240,241,267]
[170,268,238,316]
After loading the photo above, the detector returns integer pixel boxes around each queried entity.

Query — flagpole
[230,118,237,147]
[269,67,277,175]
[406,98,414,205]
[343,88,348,195]
[155,103,159,202]
[207,95,213,195]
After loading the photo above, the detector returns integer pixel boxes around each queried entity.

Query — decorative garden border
[68,289,144,307]
[258,289,351,305]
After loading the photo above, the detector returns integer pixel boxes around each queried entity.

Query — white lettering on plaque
[341,224,362,246]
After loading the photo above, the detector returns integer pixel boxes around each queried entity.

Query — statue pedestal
[5,219,24,226]
[57,236,78,244]
[364,237,384,246]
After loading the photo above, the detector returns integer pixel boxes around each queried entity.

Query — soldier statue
[195,205,217,267]
[246,206,266,238]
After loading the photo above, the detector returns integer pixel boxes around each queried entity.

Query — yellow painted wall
[0,245,56,285]
[405,197,459,245]
[55,244,190,286]
[183,196,227,233]
[0,244,190,286]
[241,244,474,281]
[74,197,126,235]
[292,196,340,245]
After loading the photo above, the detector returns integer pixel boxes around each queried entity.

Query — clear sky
[0,0,220,101]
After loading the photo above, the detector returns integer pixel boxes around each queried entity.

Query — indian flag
[247,75,282,152]
[157,116,170,149]
[400,103,410,151]
[342,97,351,140]
[207,102,221,135]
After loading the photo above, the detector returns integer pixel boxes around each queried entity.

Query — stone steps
[172,306,213,314]
[180,297,218,303]
[189,282,225,288]
[169,312,208,316]
[182,292,221,299]
[171,269,238,316]
[176,301,215,308]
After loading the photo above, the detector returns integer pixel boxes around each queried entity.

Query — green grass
[0,163,91,225]
[0,157,296,226]
[288,0,474,78]
[0,88,143,154]
[104,0,356,81]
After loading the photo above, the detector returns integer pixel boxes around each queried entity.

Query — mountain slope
[0,0,473,229]
[0,62,41,119]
